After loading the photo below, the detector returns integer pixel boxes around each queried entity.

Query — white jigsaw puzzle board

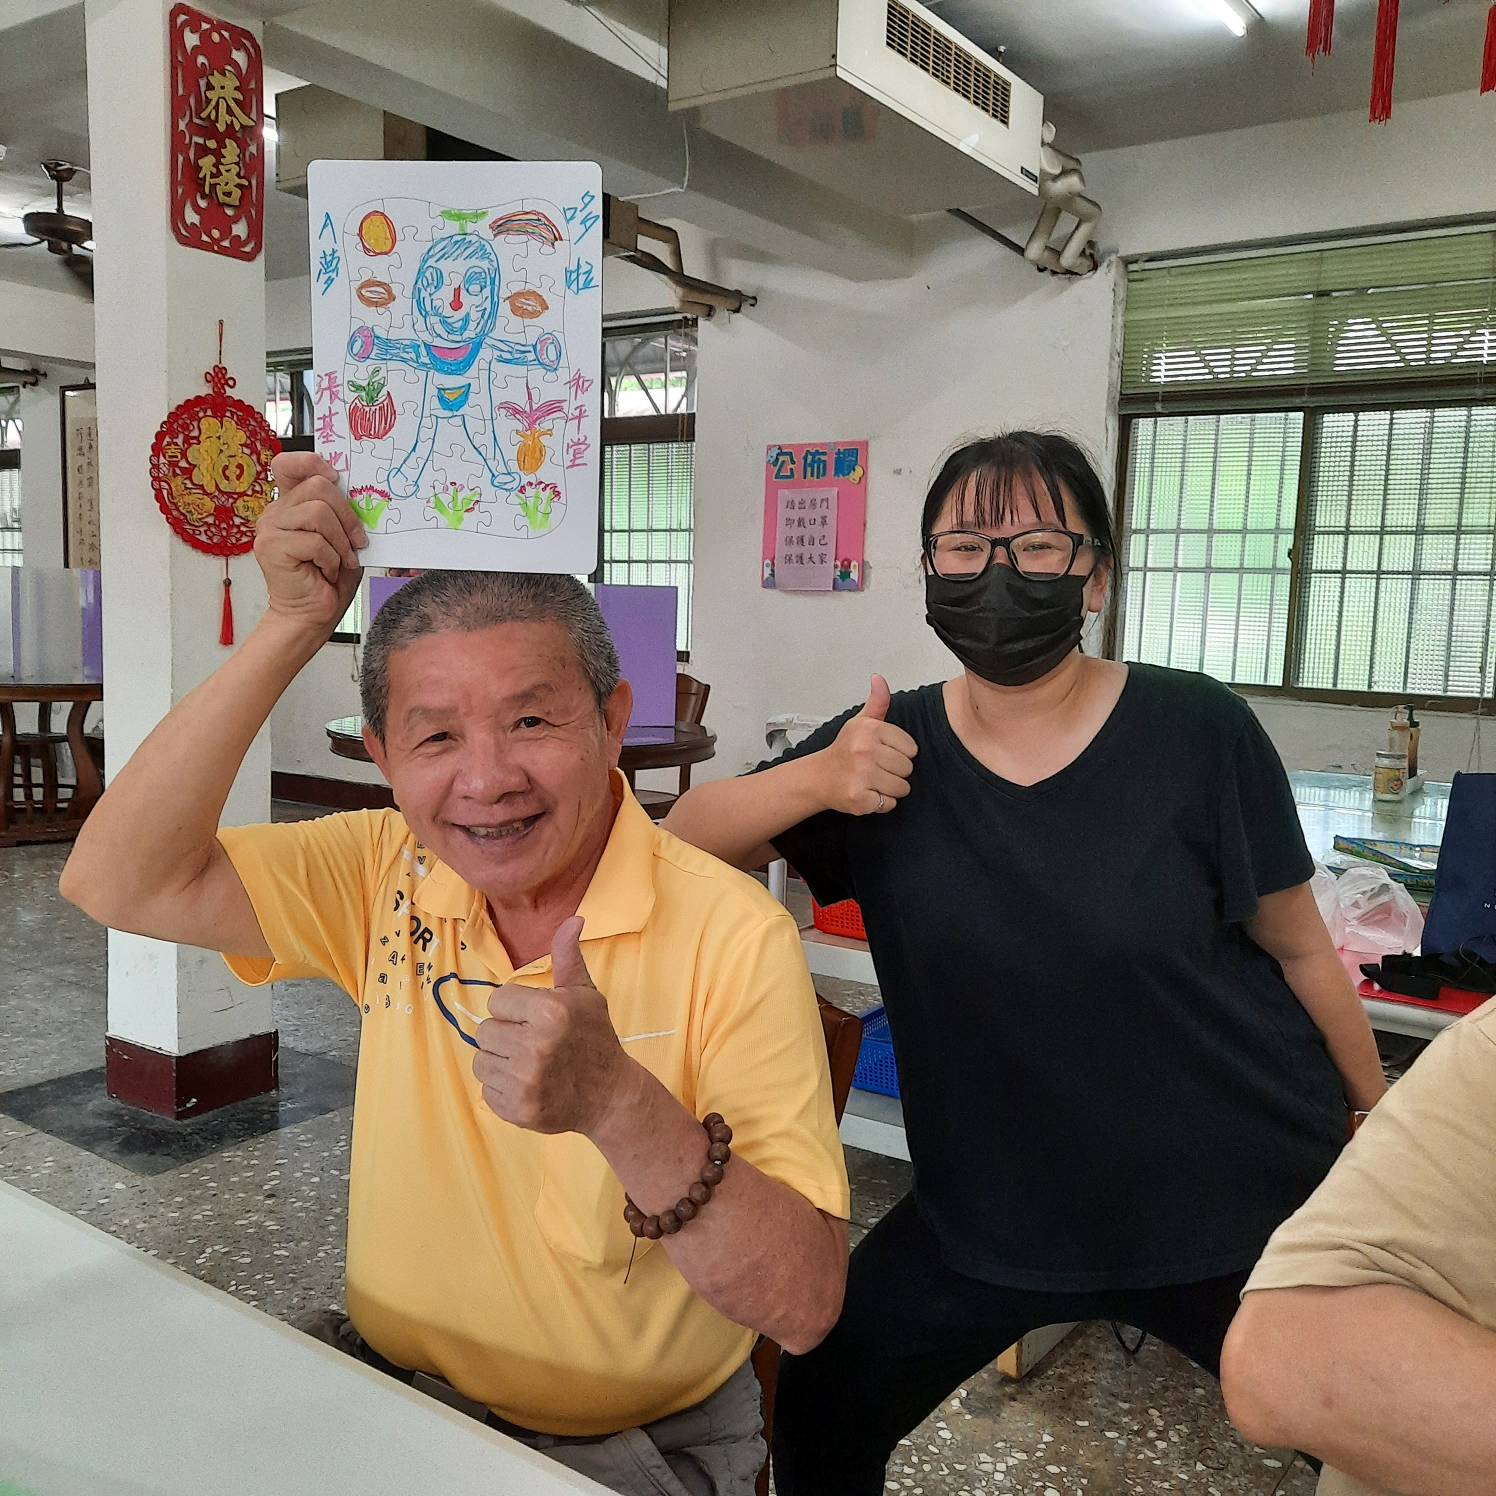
[306,159,602,573]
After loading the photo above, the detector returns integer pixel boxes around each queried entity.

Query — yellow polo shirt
[217,776,849,1437]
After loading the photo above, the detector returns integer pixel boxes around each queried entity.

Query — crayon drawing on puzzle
[306,160,602,573]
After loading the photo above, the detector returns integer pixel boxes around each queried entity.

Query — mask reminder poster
[761,440,866,591]
[307,159,601,573]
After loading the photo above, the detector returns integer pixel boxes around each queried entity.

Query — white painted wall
[1088,90,1496,257]
[0,280,94,365]
[688,221,1122,776]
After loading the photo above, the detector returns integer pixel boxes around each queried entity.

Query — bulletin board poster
[306,158,602,574]
[761,440,866,591]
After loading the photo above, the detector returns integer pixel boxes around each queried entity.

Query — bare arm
[60,453,365,954]
[593,1060,847,1354]
[1224,1284,1496,1496]
[476,919,848,1353]
[663,755,833,871]
[1247,883,1387,1112]
[664,675,916,871]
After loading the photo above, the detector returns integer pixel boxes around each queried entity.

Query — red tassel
[1307,0,1334,64]
[1369,0,1399,121]
[219,571,234,647]
[1482,2,1496,92]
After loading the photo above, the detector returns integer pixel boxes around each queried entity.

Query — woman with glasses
[664,431,1385,1494]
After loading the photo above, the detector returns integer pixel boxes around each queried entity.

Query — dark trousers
[772,1195,1251,1496]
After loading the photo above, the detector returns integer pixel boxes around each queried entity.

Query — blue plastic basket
[852,1007,900,1098]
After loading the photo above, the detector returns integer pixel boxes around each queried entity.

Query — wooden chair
[635,674,712,822]
[676,673,710,727]
[8,703,72,832]
[750,994,864,1496]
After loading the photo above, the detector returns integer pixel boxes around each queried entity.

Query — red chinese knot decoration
[169,3,265,261]
[150,323,280,645]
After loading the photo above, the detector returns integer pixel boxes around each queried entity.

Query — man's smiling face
[368,622,629,906]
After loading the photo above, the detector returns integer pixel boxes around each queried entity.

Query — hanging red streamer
[1369,0,1400,121]
[1482,2,1496,93]
[1307,0,1334,64]
[219,565,235,647]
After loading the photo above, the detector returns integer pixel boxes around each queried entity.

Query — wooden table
[0,678,104,847]
[0,1181,607,1496]
[326,715,717,785]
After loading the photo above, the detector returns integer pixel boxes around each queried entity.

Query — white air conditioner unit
[667,0,1042,217]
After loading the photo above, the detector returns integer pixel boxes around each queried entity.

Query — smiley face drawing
[348,231,562,501]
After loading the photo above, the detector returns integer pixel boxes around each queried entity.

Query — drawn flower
[497,385,568,475]
[349,485,392,529]
[432,482,481,530]
[515,479,561,533]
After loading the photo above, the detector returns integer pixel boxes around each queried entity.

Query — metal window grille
[1123,412,1300,686]
[0,451,22,567]
[1297,403,1496,696]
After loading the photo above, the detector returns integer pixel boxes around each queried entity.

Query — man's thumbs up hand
[473,916,634,1136]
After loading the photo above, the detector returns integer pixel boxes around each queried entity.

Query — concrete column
[86,0,275,1116]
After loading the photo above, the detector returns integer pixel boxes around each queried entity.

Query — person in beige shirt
[1221,996,1496,1496]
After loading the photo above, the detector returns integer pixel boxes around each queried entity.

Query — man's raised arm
[60,453,365,957]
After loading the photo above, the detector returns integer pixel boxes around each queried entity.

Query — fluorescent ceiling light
[1200,0,1257,37]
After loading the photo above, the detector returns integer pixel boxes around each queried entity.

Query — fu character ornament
[149,322,280,644]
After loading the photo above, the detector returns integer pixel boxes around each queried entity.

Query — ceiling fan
[1,159,93,298]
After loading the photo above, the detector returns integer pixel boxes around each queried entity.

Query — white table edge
[0,1180,609,1495]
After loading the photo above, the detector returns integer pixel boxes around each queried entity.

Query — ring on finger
[875,791,886,813]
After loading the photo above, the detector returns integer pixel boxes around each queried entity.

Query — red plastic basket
[811,897,867,941]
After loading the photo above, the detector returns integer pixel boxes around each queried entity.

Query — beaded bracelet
[623,1113,733,1239]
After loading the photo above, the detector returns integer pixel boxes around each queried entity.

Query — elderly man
[61,453,850,1496]
[1222,996,1496,1496]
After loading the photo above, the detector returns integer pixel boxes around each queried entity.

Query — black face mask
[925,564,1088,687]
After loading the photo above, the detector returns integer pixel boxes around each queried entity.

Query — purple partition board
[594,584,677,729]
[3,566,102,684]
[368,574,413,620]
[369,576,678,732]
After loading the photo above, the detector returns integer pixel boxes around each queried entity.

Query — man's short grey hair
[360,571,621,741]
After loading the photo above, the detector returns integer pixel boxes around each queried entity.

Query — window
[269,356,361,640]
[265,361,314,441]
[599,321,696,652]
[1120,231,1496,703]
[0,386,21,566]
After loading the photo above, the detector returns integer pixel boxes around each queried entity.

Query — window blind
[1123,231,1496,399]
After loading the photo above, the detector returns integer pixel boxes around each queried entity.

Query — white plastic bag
[1309,864,1348,947]
[1329,864,1424,956]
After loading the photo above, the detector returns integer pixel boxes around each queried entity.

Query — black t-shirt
[764,664,1345,1292]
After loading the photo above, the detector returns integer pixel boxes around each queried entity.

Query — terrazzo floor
[1,809,1316,1495]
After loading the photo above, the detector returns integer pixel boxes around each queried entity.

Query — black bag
[1422,772,1496,964]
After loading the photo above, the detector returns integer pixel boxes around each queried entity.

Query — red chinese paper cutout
[169,4,265,261]
[150,324,280,643]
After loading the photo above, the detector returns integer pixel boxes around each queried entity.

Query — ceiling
[926,0,1493,151]
[0,0,1490,297]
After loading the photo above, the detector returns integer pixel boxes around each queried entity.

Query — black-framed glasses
[924,528,1109,582]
